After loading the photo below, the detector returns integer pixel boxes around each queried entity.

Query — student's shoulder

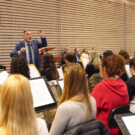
[126,76,135,85]
[58,101,78,111]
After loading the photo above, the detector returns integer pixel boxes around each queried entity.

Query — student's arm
[49,102,71,135]
[37,118,48,135]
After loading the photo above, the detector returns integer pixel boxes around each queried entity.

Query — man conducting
[10,30,47,69]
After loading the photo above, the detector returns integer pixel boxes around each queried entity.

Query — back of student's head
[129,58,135,68]
[59,63,91,119]
[90,51,101,70]
[0,74,37,135]
[10,54,30,78]
[101,54,125,77]
[103,50,114,58]
[119,50,130,60]
[42,53,59,79]
[82,48,88,53]
[64,52,75,63]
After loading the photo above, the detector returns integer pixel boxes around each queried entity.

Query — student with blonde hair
[0,74,48,135]
[49,63,96,135]
[85,51,101,79]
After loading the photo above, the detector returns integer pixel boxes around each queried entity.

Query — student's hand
[20,48,26,53]
[38,29,44,37]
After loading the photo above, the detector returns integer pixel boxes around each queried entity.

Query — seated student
[119,50,130,82]
[61,46,69,65]
[41,53,59,81]
[126,58,135,113]
[64,52,75,64]
[119,50,130,64]
[103,50,114,58]
[88,50,114,92]
[85,51,101,79]
[81,48,89,57]
[10,54,30,78]
[62,52,75,73]
[91,54,129,135]
[74,48,81,63]
[0,74,48,135]
[49,63,96,135]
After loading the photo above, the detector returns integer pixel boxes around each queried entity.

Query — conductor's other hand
[20,48,26,53]
[38,29,44,37]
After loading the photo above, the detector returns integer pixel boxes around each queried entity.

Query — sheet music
[58,80,64,91]
[48,80,58,86]
[29,78,54,108]
[125,65,132,78]
[57,68,63,79]
[81,57,89,68]
[0,71,9,85]
[122,115,135,135]
[29,65,40,78]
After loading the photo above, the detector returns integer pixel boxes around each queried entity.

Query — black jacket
[63,119,110,135]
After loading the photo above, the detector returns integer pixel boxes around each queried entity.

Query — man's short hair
[64,52,75,62]
[103,50,114,58]
[23,30,30,34]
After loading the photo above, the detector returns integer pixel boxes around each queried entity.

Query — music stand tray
[39,47,55,53]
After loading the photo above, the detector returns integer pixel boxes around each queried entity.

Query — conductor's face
[23,31,32,43]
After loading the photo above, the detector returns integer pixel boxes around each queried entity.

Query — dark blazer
[61,51,67,65]
[74,53,80,62]
[126,75,135,102]
[10,37,47,69]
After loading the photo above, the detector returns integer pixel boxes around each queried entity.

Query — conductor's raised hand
[38,29,44,37]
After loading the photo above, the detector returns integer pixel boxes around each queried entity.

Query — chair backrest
[63,119,110,135]
[108,104,130,128]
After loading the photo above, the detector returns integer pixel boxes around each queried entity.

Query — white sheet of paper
[57,68,63,79]
[58,80,64,91]
[125,65,132,78]
[81,57,89,68]
[29,78,54,108]
[122,115,135,135]
[29,65,40,78]
[0,71,9,85]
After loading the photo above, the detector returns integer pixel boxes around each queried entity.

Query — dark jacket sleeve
[10,42,21,57]
[37,36,47,48]
[63,119,110,135]
[126,80,135,102]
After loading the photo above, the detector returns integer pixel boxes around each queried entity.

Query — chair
[108,104,130,128]
[0,65,6,71]
[63,119,110,135]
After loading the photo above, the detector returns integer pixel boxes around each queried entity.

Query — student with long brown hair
[49,63,96,135]
[0,74,48,135]
[41,53,59,81]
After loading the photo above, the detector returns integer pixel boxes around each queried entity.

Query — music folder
[114,113,135,135]
[28,64,40,78]
[57,79,64,91]
[29,77,57,112]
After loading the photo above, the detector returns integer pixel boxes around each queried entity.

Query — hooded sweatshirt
[91,78,129,135]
